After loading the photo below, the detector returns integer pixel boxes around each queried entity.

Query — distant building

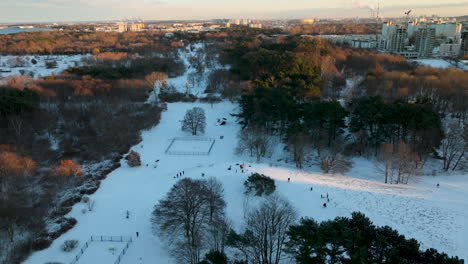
[351,39,377,49]
[439,43,461,57]
[117,22,145,32]
[249,23,262,29]
[386,25,407,53]
[406,21,420,37]
[300,19,315,24]
[432,22,462,38]
[415,27,435,58]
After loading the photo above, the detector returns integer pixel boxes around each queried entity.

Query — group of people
[227,163,249,174]
[309,186,332,208]
[174,171,185,178]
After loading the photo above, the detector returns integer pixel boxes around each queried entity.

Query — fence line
[165,137,216,156]
[114,240,132,264]
[70,237,92,264]
[91,236,132,243]
[69,236,132,264]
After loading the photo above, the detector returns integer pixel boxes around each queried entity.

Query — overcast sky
[0,0,467,23]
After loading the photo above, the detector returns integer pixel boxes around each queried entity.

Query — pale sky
[0,0,467,23]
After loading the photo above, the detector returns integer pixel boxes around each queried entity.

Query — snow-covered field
[0,54,87,79]
[76,241,125,264]
[166,137,215,155]
[23,101,468,264]
[411,58,454,69]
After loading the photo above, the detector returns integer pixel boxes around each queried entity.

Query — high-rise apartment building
[415,27,436,58]
[462,31,468,55]
[385,26,407,53]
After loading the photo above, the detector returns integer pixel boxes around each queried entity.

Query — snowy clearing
[411,59,454,69]
[0,54,87,79]
[75,241,126,264]
[24,101,468,264]
[165,137,216,155]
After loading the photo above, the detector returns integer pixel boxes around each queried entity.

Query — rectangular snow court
[165,137,215,155]
[76,241,125,264]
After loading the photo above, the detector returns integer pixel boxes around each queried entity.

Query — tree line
[0,45,185,262]
[216,35,466,177]
[0,30,180,55]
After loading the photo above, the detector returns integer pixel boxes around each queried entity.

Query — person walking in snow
[287,178,290,183]
[323,203,327,208]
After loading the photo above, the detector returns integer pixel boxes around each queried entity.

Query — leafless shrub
[61,239,78,252]
[318,142,352,174]
[125,150,141,167]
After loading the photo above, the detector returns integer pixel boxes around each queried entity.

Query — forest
[0,31,181,55]
[0,39,184,262]
[215,35,467,178]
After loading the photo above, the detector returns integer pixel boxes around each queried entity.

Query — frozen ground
[0,54,87,79]
[24,101,468,264]
[411,59,454,69]
[166,137,215,155]
[76,241,125,264]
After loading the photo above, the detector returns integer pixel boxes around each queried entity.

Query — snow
[166,137,215,155]
[76,241,126,264]
[22,43,468,263]
[164,43,227,97]
[411,59,454,69]
[23,101,468,264]
[0,54,88,79]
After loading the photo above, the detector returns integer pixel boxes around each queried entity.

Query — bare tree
[230,194,298,264]
[146,72,168,103]
[7,115,24,145]
[287,131,310,169]
[376,142,422,184]
[440,122,466,171]
[237,125,271,162]
[49,159,83,189]
[181,107,206,135]
[318,142,352,174]
[204,177,229,252]
[376,143,394,184]
[152,178,227,264]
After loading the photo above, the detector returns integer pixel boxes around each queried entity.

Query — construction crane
[405,10,412,22]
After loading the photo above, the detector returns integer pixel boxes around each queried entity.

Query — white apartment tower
[415,27,435,58]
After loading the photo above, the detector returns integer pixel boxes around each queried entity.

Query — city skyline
[0,0,467,23]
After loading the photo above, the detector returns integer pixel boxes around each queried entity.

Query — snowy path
[24,101,468,264]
